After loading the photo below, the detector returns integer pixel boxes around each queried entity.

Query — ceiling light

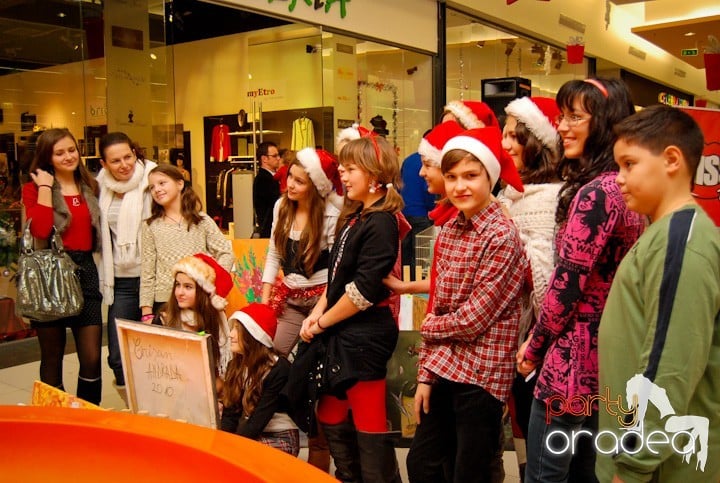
[57,12,66,18]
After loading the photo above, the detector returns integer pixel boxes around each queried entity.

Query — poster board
[31,380,101,410]
[225,238,271,313]
[116,319,219,429]
[680,107,720,227]
[385,330,422,445]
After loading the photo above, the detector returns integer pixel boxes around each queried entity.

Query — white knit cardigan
[497,183,561,311]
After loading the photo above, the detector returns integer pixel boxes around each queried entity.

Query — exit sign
[681,48,699,56]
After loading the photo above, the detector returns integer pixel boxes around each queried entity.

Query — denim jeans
[406,377,504,483]
[525,397,599,483]
[106,277,141,386]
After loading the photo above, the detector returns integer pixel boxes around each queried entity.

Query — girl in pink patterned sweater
[517,78,645,483]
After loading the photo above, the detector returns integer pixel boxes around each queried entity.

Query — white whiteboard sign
[116,319,219,429]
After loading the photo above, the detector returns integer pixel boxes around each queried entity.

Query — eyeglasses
[267,153,281,158]
[555,114,591,127]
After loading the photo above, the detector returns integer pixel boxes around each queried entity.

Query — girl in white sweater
[498,96,562,481]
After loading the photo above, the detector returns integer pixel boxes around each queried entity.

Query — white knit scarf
[97,160,155,304]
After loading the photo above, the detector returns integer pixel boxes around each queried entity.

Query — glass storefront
[445,9,589,120]
[0,0,432,340]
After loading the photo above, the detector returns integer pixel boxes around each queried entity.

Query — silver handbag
[16,221,84,322]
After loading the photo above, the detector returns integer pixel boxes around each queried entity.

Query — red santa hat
[296,147,344,210]
[444,100,500,129]
[417,120,464,167]
[504,96,560,149]
[442,127,524,192]
[172,254,233,310]
[230,303,277,348]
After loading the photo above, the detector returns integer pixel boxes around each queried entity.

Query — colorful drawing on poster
[681,107,720,226]
[226,239,270,312]
[386,330,422,443]
[31,380,102,410]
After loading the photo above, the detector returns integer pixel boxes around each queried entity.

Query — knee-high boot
[77,376,102,405]
[321,421,362,483]
[307,423,331,472]
[357,431,402,483]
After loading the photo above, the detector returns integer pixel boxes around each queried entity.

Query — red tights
[316,379,387,433]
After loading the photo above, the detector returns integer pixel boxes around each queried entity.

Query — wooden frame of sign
[116,319,219,429]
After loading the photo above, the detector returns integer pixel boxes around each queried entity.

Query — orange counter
[0,405,336,483]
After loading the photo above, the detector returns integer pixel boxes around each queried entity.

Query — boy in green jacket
[597,105,720,482]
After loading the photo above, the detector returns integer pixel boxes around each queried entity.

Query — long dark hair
[274,160,326,276]
[161,277,225,373]
[554,78,635,224]
[29,128,99,196]
[146,164,202,229]
[222,323,280,416]
[99,131,146,162]
[513,121,559,185]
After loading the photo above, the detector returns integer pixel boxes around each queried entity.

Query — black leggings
[36,324,102,386]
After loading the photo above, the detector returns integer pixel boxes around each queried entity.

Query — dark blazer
[253,168,280,238]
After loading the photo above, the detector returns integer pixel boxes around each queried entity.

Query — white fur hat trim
[417,138,442,167]
[336,123,361,152]
[444,100,482,129]
[297,147,333,197]
[504,97,559,149]
[442,135,501,187]
[230,311,274,348]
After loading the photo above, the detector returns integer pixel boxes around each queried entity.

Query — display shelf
[229,129,283,136]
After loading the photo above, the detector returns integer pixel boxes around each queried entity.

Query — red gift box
[704,53,720,91]
[566,44,585,64]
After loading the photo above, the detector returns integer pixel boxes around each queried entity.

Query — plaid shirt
[418,202,527,402]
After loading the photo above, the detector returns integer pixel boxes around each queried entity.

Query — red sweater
[22,182,93,251]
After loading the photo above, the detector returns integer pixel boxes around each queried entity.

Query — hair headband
[583,79,608,98]
[357,126,382,162]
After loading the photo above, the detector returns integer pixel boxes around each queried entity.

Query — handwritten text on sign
[116,320,219,429]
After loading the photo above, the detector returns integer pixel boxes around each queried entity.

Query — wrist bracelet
[141,314,154,321]
[316,317,326,330]
[37,184,52,189]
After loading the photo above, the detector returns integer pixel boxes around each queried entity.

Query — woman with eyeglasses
[97,132,156,395]
[516,78,645,482]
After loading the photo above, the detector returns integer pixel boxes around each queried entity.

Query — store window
[445,9,589,122]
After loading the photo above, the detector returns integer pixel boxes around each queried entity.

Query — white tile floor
[0,345,521,482]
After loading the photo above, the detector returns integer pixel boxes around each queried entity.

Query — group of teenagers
[20,75,719,483]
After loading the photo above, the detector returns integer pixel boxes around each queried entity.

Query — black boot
[77,376,102,405]
[321,421,362,483]
[357,431,402,483]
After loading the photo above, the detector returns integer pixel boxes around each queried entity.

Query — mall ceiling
[0,0,717,75]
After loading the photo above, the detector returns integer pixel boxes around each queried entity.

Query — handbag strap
[21,220,65,255]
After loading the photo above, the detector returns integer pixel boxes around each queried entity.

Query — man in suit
[253,141,281,238]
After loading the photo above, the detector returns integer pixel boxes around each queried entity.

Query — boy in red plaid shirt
[407,127,528,483]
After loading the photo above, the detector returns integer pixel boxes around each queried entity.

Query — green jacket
[597,206,720,483]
